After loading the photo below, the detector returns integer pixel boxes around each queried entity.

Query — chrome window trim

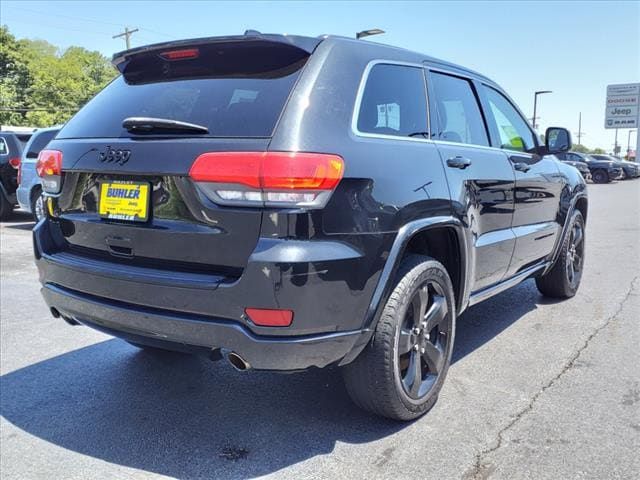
[351,60,433,144]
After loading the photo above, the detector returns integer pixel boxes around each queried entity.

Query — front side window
[430,72,489,147]
[357,64,428,137]
[482,86,536,153]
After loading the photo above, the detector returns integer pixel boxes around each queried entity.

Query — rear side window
[0,138,8,155]
[25,130,58,158]
[58,43,308,139]
[356,64,428,138]
[430,72,489,147]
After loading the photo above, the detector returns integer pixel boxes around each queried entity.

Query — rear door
[478,84,563,277]
[47,38,312,276]
[428,70,516,292]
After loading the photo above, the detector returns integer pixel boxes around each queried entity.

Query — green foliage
[572,143,606,154]
[0,25,116,127]
[572,143,590,153]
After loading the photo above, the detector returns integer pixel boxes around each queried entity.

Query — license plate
[99,181,150,222]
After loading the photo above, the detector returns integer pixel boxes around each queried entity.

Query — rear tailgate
[46,35,315,277]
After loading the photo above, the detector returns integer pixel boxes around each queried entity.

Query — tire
[342,255,456,421]
[30,187,45,223]
[0,191,13,221]
[592,169,609,183]
[536,210,585,298]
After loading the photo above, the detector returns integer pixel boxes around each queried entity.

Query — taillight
[36,149,63,194]
[8,157,21,169]
[189,152,344,208]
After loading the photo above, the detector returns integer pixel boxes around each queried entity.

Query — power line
[3,4,172,38]
[2,17,114,37]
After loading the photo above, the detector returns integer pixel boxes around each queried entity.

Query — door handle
[446,156,472,169]
[513,162,531,173]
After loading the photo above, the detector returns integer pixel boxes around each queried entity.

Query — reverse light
[189,151,344,208]
[36,149,63,193]
[159,48,200,61]
[245,308,293,327]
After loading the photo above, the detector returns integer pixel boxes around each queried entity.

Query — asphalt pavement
[1,180,639,480]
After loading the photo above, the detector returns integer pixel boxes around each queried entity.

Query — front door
[478,84,564,277]
[428,70,516,292]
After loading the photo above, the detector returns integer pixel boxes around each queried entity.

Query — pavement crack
[463,276,640,480]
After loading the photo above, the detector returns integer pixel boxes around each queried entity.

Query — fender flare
[339,216,469,365]
[544,192,588,275]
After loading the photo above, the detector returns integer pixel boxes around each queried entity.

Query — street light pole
[532,90,552,130]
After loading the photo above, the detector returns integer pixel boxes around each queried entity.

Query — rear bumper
[16,185,30,211]
[41,283,369,370]
[34,219,387,370]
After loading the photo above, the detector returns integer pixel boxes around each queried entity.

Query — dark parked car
[552,154,591,181]
[0,131,30,220]
[589,154,640,179]
[34,33,587,420]
[557,152,622,183]
[17,127,60,221]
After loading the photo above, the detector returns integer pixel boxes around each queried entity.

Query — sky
[2,0,639,151]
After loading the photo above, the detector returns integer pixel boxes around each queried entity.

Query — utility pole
[614,128,619,156]
[113,26,139,49]
[576,112,584,146]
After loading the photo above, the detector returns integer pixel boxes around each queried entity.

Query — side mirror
[545,127,571,154]
[26,151,39,159]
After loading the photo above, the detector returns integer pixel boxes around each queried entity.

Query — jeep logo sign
[98,146,131,165]
[605,83,639,129]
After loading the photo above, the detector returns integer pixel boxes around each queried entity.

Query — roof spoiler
[112,33,322,72]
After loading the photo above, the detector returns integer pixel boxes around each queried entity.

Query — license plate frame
[98,181,151,222]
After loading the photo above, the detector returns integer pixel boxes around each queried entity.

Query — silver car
[17,127,60,221]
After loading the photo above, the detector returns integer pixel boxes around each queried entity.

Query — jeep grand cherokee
[34,32,587,420]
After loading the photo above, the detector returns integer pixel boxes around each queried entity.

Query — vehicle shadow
[1,280,542,479]
[0,211,34,230]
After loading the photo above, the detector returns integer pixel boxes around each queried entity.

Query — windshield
[58,42,308,139]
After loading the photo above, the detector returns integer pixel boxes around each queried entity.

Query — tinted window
[357,64,428,137]
[482,86,536,153]
[59,66,304,139]
[0,138,8,155]
[26,130,59,157]
[431,72,488,146]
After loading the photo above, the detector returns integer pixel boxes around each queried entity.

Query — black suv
[34,33,587,420]
[0,131,29,219]
[557,151,622,183]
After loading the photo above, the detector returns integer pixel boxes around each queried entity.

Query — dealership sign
[605,83,640,129]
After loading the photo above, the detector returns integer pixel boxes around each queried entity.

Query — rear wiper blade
[122,117,209,134]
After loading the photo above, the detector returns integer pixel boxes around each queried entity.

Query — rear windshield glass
[58,44,307,139]
[26,130,59,157]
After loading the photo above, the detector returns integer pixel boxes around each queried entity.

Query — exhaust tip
[227,352,251,371]
[50,307,61,318]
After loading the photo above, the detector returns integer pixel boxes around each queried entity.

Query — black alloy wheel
[397,281,451,400]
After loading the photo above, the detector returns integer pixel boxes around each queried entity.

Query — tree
[0,26,31,125]
[0,26,116,127]
[591,148,606,154]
